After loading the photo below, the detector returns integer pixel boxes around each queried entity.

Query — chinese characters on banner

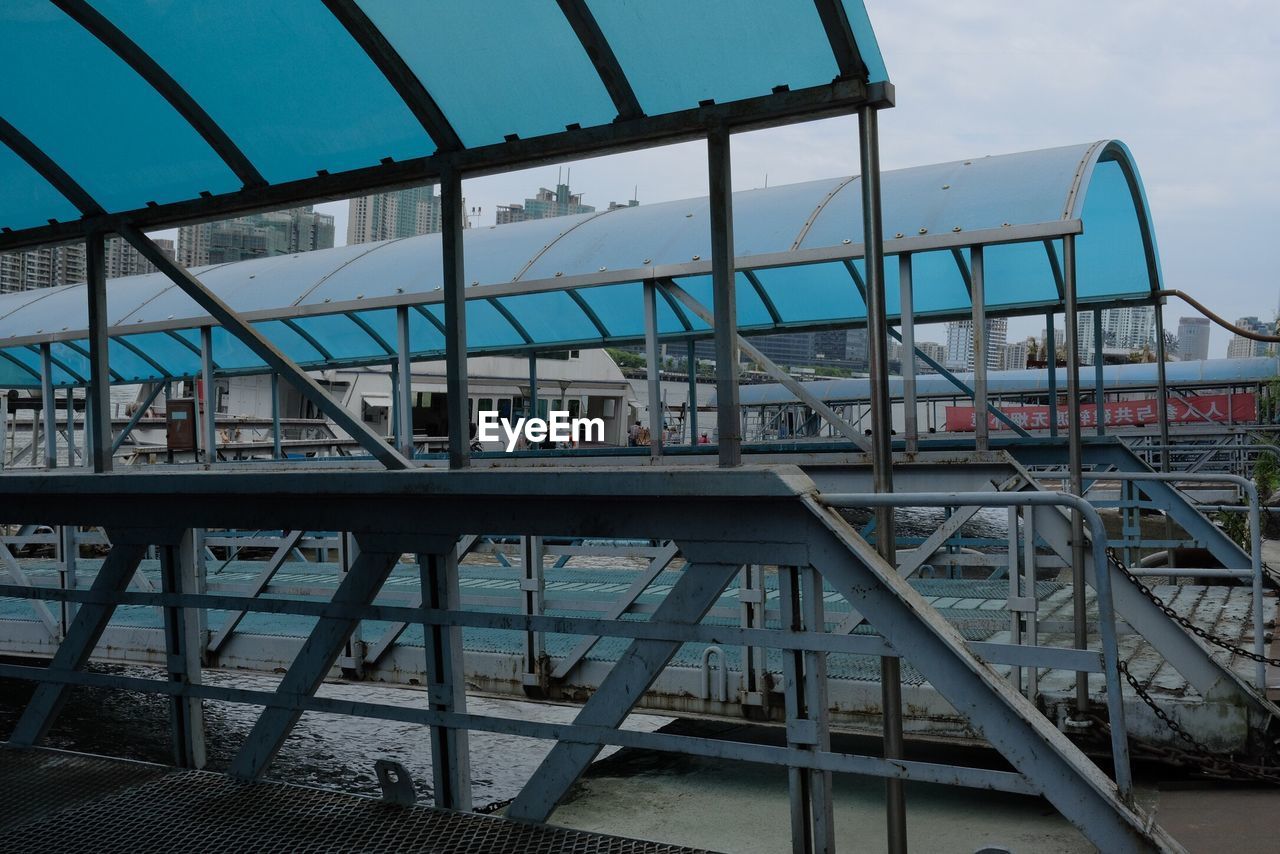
[944,393,1256,432]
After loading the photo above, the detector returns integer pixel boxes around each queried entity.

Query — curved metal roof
[0,0,888,253]
[0,140,1161,388]
[727,358,1279,406]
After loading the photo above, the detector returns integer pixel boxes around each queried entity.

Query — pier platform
[0,747,711,853]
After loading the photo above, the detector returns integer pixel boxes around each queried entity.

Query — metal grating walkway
[0,748,714,854]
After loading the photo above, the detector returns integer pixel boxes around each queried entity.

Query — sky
[297,1,1278,358]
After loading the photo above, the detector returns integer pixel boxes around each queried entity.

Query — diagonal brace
[206,529,306,654]
[507,561,742,822]
[8,536,148,746]
[0,540,60,640]
[227,540,404,779]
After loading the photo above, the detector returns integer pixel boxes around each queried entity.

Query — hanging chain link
[1099,547,1280,783]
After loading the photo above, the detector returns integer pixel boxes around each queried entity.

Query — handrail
[1158,289,1280,342]
[815,489,1132,796]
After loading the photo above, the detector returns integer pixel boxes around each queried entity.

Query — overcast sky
[308,1,1279,358]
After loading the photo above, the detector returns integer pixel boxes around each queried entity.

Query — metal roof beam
[555,0,644,121]
[320,0,464,152]
[565,290,611,339]
[487,298,534,345]
[812,0,869,80]
[51,0,265,189]
[0,116,102,217]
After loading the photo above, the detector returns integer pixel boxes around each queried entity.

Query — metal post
[1093,309,1105,436]
[858,104,905,854]
[160,529,206,768]
[1154,302,1174,565]
[971,246,988,451]
[899,255,919,453]
[1062,235,1088,711]
[85,231,112,473]
[65,387,75,464]
[200,326,216,465]
[707,126,740,467]
[643,280,663,458]
[687,338,699,447]
[40,343,56,469]
[521,535,546,694]
[441,167,470,469]
[1046,314,1058,438]
[396,305,414,458]
[270,372,282,461]
[420,549,472,810]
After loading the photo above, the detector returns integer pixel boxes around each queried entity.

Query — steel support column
[1153,305,1172,468]
[270,372,282,460]
[85,231,112,472]
[971,245,988,452]
[440,168,470,469]
[40,344,56,469]
[1046,314,1058,438]
[8,536,147,745]
[506,561,742,822]
[420,548,472,810]
[1094,308,1105,436]
[521,535,547,693]
[65,386,76,464]
[707,127,740,467]
[858,103,905,853]
[227,539,405,779]
[899,255,918,454]
[200,325,216,464]
[396,305,414,458]
[1062,234,1088,711]
[687,338,699,446]
[159,528,206,768]
[643,280,663,457]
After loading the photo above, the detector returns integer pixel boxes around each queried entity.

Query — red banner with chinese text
[944,393,1256,432]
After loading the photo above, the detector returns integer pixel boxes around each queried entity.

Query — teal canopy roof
[0,1,887,253]
[0,140,1161,388]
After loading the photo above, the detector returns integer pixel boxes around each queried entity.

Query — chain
[1101,547,1280,783]
[1106,546,1280,667]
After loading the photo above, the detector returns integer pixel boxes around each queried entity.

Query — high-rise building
[1227,316,1273,359]
[1001,339,1032,372]
[178,206,334,267]
[347,185,441,244]
[0,245,87,293]
[1176,316,1210,361]
[497,183,595,224]
[915,341,946,373]
[944,318,1008,371]
[103,236,174,279]
[1076,307,1155,363]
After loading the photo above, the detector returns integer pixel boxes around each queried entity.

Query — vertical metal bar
[970,245,988,451]
[1093,309,1105,436]
[160,529,206,768]
[390,361,401,449]
[1007,507,1021,691]
[521,535,546,693]
[528,352,538,419]
[85,231,112,473]
[1046,313,1058,439]
[1063,234,1089,712]
[858,103,905,854]
[899,255,918,453]
[1153,303,1172,472]
[643,280,663,458]
[687,338,699,447]
[40,343,56,469]
[707,126,740,467]
[1022,506,1039,700]
[270,372,282,461]
[65,388,76,464]
[200,325,216,465]
[0,391,8,470]
[420,549,472,810]
[396,305,414,457]
[441,167,470,469]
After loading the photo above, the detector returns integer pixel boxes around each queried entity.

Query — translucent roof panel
[0,2,887,248]
[0,141,1162,387]
[88,0,432,184]
[587,0,841,115]
[0,4,239,211]
[358,1,616,147]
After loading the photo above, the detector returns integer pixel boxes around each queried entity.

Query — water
[0,664,671,809]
